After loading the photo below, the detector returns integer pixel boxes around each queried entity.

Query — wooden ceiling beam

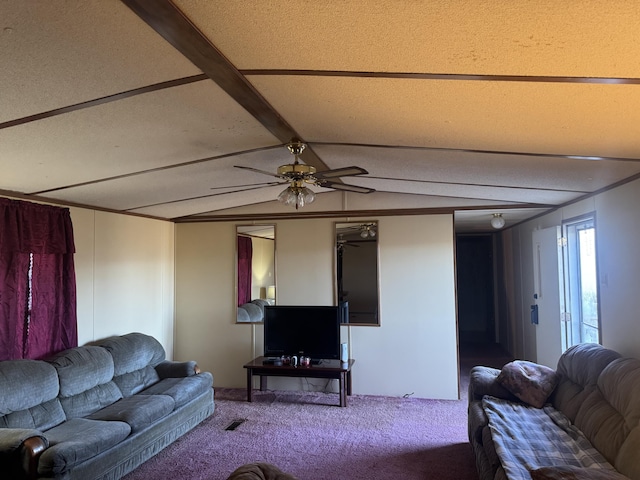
[121,0,330,172]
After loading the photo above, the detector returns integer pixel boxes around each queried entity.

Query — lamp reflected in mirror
[335,222,380,325]
[266,285,276,304]
[236,224,276,323]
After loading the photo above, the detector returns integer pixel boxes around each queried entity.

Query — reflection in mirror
[236,225,275,323]
[335,222,380,325]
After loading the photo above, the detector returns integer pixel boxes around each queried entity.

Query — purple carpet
[122,387,478,480]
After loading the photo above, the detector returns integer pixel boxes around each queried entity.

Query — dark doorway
[456,235,495,344]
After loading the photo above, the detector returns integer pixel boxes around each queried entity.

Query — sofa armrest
[155,360,200,378]
[0,429,48,480]
[468,366,519,403]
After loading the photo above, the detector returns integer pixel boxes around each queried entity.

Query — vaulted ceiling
[2,1,640,232]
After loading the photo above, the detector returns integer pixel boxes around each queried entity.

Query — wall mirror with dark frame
[335,221,380,325]
[236,224,276,323]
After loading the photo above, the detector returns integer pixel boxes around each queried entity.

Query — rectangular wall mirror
[236,224,276,323]
[335,221,380,325]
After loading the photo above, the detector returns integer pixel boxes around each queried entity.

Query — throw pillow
[496,360,559,408]
[226,462,299,480]
[530,465,631,480]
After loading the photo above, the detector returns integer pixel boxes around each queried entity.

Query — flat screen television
[263,305,340,360]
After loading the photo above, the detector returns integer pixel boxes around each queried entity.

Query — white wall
[594,179,640,357]
[175,214,460,399]
[503,178,640,360]
[175,222,252,388]
[357,215,458,398]
[70,207,175,355]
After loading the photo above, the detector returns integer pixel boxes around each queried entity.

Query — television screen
[264,305,340,360]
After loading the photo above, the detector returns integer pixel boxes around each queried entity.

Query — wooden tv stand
[243,357,355,407]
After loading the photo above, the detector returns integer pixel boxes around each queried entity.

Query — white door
[532,226,563,368]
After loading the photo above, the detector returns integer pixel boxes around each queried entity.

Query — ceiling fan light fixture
[277,182,315,210]
[491,213,506,229]
[360,223,377,238]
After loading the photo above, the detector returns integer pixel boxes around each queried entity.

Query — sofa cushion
[87,395,174,433]
[616,426,640,480]
[574,357,640,468]
[111,365,161,397]
[530,465,630,480]
[47,345,122,418]
[0,360,59,413]
[0,398,66,432]
[0,359,65,431]
[48,346,115,397]
[138,372,213,408]
[552,343,621,423]
[497,360,559,408]
[39,418,131,476]
[95,333,165,396]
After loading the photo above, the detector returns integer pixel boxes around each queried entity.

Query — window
[561,215,600,350]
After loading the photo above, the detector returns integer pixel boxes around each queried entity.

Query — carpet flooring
[123,344,512,480]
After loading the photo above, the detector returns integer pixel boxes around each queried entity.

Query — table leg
[339,372,347,407]
[347,370,352,396]
[246,368,253,402]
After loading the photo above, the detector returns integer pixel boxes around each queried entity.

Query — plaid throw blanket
[482,396,617,480]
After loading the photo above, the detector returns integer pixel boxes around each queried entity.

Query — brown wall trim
[172,203,548,223]
[506,171,640,231]
[31,145,282,195]
[0,190,167,222]
[309,141,640,164]
[0,74,208,130]
[367,177,588,193]
[241,69,640,86]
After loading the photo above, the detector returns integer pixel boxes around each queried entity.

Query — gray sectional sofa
[0,332,214,480]
[468,343,640,480]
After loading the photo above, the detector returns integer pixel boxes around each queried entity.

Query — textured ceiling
[1,0,639,233]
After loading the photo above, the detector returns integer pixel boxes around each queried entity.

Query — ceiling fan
[235,140,375,209]
[338,223,377,239]
[337,234,360,251]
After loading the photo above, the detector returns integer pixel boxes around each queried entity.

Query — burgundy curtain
[237,236,253,306]
[0,198,77,360]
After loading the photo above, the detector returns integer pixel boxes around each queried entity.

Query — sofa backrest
[47,345,122,419]
[552,343,640,479]
[551,343,621,422]
[95,332,165,397]
[0,359,65,431]
[582,357,640,478]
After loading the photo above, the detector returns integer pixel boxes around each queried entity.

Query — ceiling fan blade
[210,181,283,190]
[321,180,376,194]
[234,165,283,179]
[315,166,369,179]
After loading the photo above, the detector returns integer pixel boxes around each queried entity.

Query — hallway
[459,341,513,397]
